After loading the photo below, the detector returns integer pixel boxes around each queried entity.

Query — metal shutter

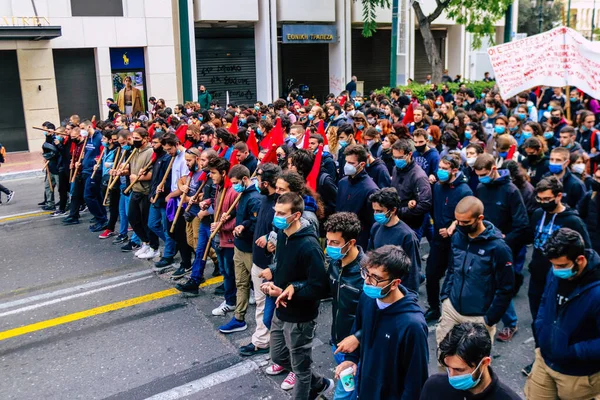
[195,35,257,106]
[53,49,100,122]
[0,51,27,151]
[351,28,391,95]
[414,29,446,84]
[279,43,329,103]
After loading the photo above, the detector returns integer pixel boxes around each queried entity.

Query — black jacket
[475,170,529,253]
[420,368,521,400]
[316,171,337,219]
[241,153,257,175]
[273,219,329,323]
[543,170,587,209]
[321,152,338,181]
[578,191,600,253]
[432,172,473,235]
[381,148,395,175]
[391,161,433,229]
[521,154,549,187]
[441,221,514,326]
[234,184,261,252]
[149,152,172,208]
[252,192,278,269]
[366,158,391,189]
[327,247,365,344]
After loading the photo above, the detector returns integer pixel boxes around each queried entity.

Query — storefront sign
[282,25,337,44]
[110,47,145,70]
[1,16,51,26]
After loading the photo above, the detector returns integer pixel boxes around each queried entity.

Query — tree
[517,0,562,38]
[359,0,513,83]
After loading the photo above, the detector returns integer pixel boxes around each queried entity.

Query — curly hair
[324,212,362,242]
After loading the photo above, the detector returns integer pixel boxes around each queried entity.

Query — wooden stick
[70,136,88,183]
[184,179,207,212]
[43,161,53,193]
[123,158,154,195]
[32,126,61,134]
[170,175,192,234]
[202,189,242,261]
[90,147,105,180]
[565,86,572,122]
[150,155,176,203]
[102,147,122,205]
[103,148,137,205]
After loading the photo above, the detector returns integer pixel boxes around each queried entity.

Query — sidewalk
[0,152,45,181]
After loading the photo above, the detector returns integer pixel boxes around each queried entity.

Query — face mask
[367,140,375,148]
[233,182,245,193]
[485,108,494,116]
[581,125,590,132]
[358,124,364,130]
[199,116,204,122]
[308,114,314,121]
[327,242,349,261]
[479,172,493,184]
[516,112,526,120]
[435,101,442,106]
[254,180,262,193]
[415,144,427,153]
[548,105,553,111]
[498,151,508,158]
[592,180,600,192]
[437,169,451,182]
[552,263,577,279]
[102,142,109,148]
[544,132,554,140]
[494,126,506,134]
[522,131,533,139]
[338,140,348,148]
[466,157,476,167]
[572,163,585,175]
[122,144,131,151]
[354,101,360,108]
[538,198,557,213]
[457,221,479,235]
[80,131,89,138]
[289,136,297,144]
[153,146,164,154]
[374,212,391,225]
[570,97,578,103]
[551,116,561,124]
[428,135,433,142]
[254,106,260,111]
[447,359,484,391]
[363,280,394,299]
[344,163,358,176]
[394,158,408,169]
[464,131,472,140]
[549,162,564,174]
[376,126,382,133]
[257,128,262,135]
[240,119,247,124]
[132,140,143,149]
[273,215,292,230]
[509,126,518,132]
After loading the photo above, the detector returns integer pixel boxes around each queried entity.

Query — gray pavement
[0,177,532,399]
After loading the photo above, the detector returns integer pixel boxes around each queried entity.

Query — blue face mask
[344,163,357,176]
[233,183,245,193]
[509,126,518,132]
[447,359,484,391]
[428,135,433,142]
[257,128,262,135]
[494,126,506,134]
[479,173,493,184]
[374,212,391,225]
[552,263,577,279]
[435,101,442,106]
[485,107,494,116]
[338,140,348,148]
[354,101,360,108]
[289,136,298,144]
[549,162,564,174]
[240,119,247,124]
[394,158,407,169]
[464,131,472,140]
[548,105,553,111]
[308,114,314,121]
[261,115,267,120]
[363,280,394,299]
[498,151,508,158]
[254,180,261,193]
[543,132,554,140]
[198,117,204,122]
[273,215,291,230]
[481,93,486,98]
[358,124,364,130]
[122,145,131,151]
[581,125,590,132]
[376,126,382,133]
[437,169,451,182]
[102,142,109,148]
[522,132,533,139]
[327,242,349,261]
[254,106,260,111]
[516,112,526,120]
[570,97,578,103]
[156,128,163,133]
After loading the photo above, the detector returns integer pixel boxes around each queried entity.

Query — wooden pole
[202,190,242,261]
[170,175,192,234]
[32,126,61,134]
[90,147,105,180]
[43,160,53,193]
[103,148,137,206]
[102,147,122,205]
[150,155,176,203]
[70,136,88,183]
[123,158,154,195]
[184,179,207,212]
[565,86,572,122]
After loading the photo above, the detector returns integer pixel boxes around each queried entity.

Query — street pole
[592,0,597,40]
[504,3,513,43]
[567,0,572,28]
[390,0,398,88]
[538,0,544,33]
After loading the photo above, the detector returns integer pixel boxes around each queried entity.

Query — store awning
[0,26,61,40]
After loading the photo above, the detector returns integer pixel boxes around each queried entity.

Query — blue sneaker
[219,317,247,334]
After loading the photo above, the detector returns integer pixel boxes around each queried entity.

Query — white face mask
[572,163,586,175]
[467,157,477,167]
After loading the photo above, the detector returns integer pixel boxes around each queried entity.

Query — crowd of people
[29,79,600,400]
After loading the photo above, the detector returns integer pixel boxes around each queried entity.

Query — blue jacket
[534,249,600,376]
[233,184,261,252]
[346,289,429,400]
[391,161,432,229]
[241,153,257,176]
[336,170,379,249]
[321,151,338,181]
[252,192,278,269]
[475,169,529,253]
[82,130,103,175]
[366,158,391,189]
[432,172,473,236]
[413,147,440,177]
[441,221,514,326]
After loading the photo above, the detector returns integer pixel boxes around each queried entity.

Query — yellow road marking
[0,276,223,341]
[0,211,52,223]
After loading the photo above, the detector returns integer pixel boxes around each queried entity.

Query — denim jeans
[119,190,140,244]
[331,344,358,400]
[84,173,107,223]
[500,246,526,328]
[419,213,434,244]
[216,244,236,306]
[263,295,276,330]
[190,222,212,281]
[148,205,177,259]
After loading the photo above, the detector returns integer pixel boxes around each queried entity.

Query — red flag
[307,145,322,191]
[218,146,229,158]
[533,86,542,99]
[507,144,517,160]
[213,144,220,152]
[94,146,105,162]
[303,127,311,149]
[228,115,239,135]
[223,175,232,189]
[150,152,158,163]
[317,120,329,145]
[175,125,190,148]
[197,170,207,182]
[260,118,284,148]
[148,124,155,135]
[247,129,259,157]
[402,103,414,125]
[261,144,278,165]
[355,129,363,144]
[229,149,239,170]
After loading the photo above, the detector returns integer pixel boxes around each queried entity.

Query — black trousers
[68,175,85,219]
[0,183,9,195]
[426,237,452,311]
[167,212,193,268]
[128,191,158,248]
[107,185,121,231]
[58,170,70,211]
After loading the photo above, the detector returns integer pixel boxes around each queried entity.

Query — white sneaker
[135,244,149,257]
[249,289,256,305]
[138,247,160,260]
[212,301,235,316]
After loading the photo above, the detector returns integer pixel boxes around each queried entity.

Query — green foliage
[357,0,391,37]
[517,0,562,37]
[372,81,496,99]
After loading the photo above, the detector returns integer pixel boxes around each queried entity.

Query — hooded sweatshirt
[391,161,433,229]
[432,172,473,237]
[346,288,429,400]
[273,219,328,323]
[82,130,103,175]
[233,183,261,253]
[366,157,391,189]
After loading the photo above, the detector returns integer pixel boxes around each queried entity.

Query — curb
[0,169,45,182]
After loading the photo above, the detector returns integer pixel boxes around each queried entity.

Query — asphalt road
[0,177,533,399]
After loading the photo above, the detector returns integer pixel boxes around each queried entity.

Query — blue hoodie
[534,249,600,376]
[82,130,103,175]
[366,157,391,189]
[413,147,440,177]
[432,172,473,236]
[346,289,429,400]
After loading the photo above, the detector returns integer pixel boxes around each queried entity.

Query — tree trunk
[413,3,444,83]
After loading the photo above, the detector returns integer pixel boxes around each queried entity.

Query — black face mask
[457,221,479,235]
[415,144,427,153]
[133,139,143,149]
[591,180,600,192]
[153,147,164,155]
[527,154,540,164]
[551,116,561,124]
[538,199,557,213]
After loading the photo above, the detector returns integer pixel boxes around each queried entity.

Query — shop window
[71,0,123,17]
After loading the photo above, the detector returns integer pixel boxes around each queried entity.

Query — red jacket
[216,185,238,248]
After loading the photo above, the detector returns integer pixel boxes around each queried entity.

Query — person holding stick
[52,127,71,217]
[40,122,59,211]
[123,128,158,259]
[63,127,86,225]
[98,130,121,239]
[81,120,109,233]
[218,164,261,334]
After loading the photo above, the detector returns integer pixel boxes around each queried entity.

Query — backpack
[0,143,5,163]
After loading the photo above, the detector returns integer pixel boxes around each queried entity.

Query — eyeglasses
[360,266,393,286]
[535,196,556,203]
